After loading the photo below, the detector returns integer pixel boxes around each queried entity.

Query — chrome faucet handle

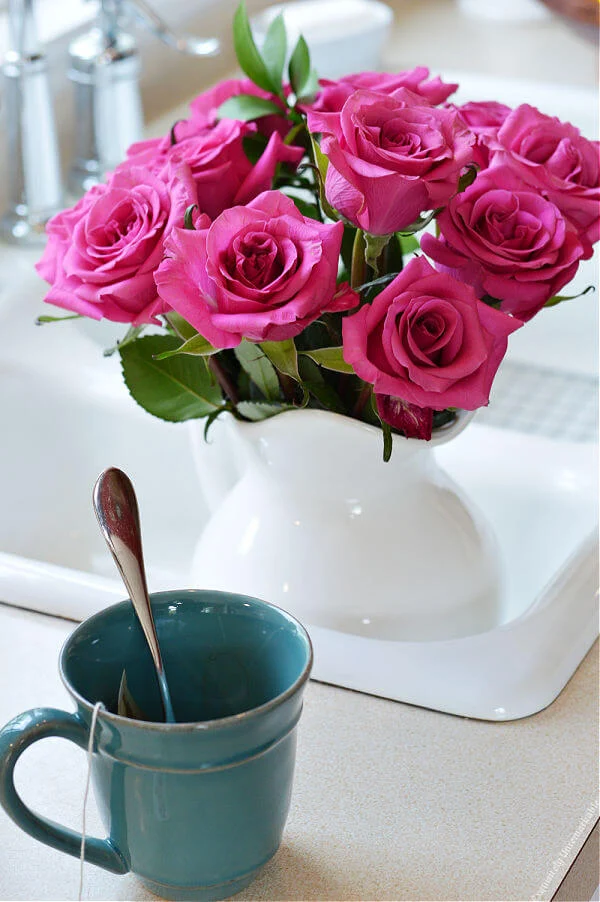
[122,0,220,57]
[0,0,64,245]
[67,0,220,198]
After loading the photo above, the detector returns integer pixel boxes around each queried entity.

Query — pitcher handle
[189,414,245,514]
[0,707,128,873]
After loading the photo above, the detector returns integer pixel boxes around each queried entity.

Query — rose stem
[350,229,367,291]
[352,383,372,418]
[209,357,239,405]
[277,372,297,403]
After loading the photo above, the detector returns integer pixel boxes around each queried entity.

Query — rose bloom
[36,165,196,324]
[451,100,512,168]
[421,165,585,321]
[342,256,521,411]
[307,88,474,235]
[155,191,358,347]
[309,67,458,113]
[488,104,600,246]
[124,118,303,221]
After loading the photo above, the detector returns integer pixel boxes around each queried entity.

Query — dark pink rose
[309,68,458,113]
[488,104,600,246]
[36,166,197,324]
[421,165,585,321]
[375,394,434,440]
[451,100,512,168]
[307,88,474,235]
[342,256,521,410]
[124,119,302,221]
[155,191,358,347]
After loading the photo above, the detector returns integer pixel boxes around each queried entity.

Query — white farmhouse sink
[0,246,207,618]
[0,75,597,719]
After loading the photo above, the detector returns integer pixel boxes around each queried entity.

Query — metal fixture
[0,0,63,244]
[0,0,220,245]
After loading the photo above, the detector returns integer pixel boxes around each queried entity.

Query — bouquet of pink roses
[36,3,598,458]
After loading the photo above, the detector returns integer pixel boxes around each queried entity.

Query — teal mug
[0,590,313,900]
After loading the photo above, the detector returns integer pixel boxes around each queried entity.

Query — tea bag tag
[78,701,103,901]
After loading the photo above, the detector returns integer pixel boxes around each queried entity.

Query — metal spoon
[93,467,176,723]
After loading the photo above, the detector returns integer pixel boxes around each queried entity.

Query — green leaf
[310,133,328,184]
[364,233,392,274]
[260,339,302,381]
[184,204,198,230]
[204,406,229,440]
[164,312,197,341]
[35,313,82,325]
[154,333,218,360]
[371,393,393,462]
[397,233,419,255]
[234,340,281,400]
[233,2,278,94]
[297,68,319,102]
[261,13,287,93]
[456,163,478,194]
[297,356,346,413]
[432,408,457,430]
[242,132,269,164]
[103,325,145,358]
[544,284,595,308]
[117,671,149,721]
[120,335,222,422]
[351,228,366,290]
[237,400,292,421]
[382,419,393,463]
[261,338,309,404]
[288,35,311,98]
[217,94,283,122]
[302,346,354,374]
[169,119,184,146]
[308,134,338,221]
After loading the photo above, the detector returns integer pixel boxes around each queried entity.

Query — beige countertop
[0,603,597,901]
[0,2,598,900]
[380,0,598,89]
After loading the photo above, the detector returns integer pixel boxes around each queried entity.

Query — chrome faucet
[0,0,220,245]
[0,0,63,244]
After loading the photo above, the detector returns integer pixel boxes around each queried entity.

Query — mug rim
[59,588,313,732]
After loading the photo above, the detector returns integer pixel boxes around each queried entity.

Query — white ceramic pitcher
[189,409,503,641]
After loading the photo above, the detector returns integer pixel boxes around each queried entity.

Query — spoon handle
[93,468,176,723]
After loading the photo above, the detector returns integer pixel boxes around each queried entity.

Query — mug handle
[0,707,128,874]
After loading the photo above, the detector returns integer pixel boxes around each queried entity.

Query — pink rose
[36,166,197,324]
[124,119,303,221]
[155,191,358,347]
[307,88,474,235]
[488,104,600,246]
[309,67,458,113]
[342,256,521,411]
[421,165,585,321]
[451,100,512,168]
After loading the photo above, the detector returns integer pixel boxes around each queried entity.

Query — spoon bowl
[93,467,176,723]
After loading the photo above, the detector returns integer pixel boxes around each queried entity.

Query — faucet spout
[0,0,64,244]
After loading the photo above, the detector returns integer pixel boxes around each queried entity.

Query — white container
[190,409,502,642]
[251,0,394,79]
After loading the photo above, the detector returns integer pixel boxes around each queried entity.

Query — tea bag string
[78,701,104,902]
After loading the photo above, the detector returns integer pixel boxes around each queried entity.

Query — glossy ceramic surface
[191,409,501,642]
[0,591,313,900]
